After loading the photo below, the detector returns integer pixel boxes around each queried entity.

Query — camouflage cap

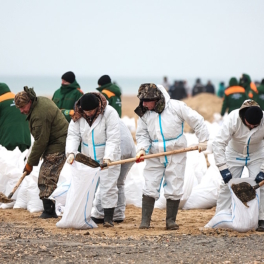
[137,83,162,101]
[14,91,30,108]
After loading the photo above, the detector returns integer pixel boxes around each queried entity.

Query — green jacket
[96,83,122,117]
[239,73,258,99]
[26,89,68,166]
[0,83,31,152]
[254,83,264,110]
[52,80,83,122]
[221,77,248,116]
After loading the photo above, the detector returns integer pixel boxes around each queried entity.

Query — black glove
[255,171,264,184]
[220,169,232,184]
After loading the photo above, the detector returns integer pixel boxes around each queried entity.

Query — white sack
[56,161,100,229]
[205,178,259,232]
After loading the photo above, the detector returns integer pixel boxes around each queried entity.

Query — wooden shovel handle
[258,179,264,188]
[7,172,27,199]
[102,146,199,168]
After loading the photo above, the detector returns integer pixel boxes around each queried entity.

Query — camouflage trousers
[38,152,66,200]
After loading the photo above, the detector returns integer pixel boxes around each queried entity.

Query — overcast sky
[1,0,264,80]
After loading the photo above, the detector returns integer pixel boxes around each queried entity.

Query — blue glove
[220,169,232,184]
[255,171,264,184]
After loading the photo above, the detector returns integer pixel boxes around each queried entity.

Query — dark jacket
[169,82,187,100]
[0,83,31,152]
[221,77,248,116]
[26,89,68,166]
[96,83,122,117]
[52,80,83,122]
[254,80,264,110]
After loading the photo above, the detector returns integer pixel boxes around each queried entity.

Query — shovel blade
[75,153,100,168]
[0,192,14,203]
[231,182,256,206]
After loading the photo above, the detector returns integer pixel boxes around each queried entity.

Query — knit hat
[244,106,263,125]
[80,93,99,111]
[98,75,111,86]
[61,71,75,83]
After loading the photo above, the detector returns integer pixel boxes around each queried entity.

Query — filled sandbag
[56,161,100,229]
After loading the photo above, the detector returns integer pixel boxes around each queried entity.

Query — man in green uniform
[253,79,264,110]
[96,75,122,117]
[239,73,259,100]
[14,87,68,219]
[220,77,248,116]
[52,71,83,122]
[0,83,31,152]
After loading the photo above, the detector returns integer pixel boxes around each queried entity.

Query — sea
[0,75,229,96]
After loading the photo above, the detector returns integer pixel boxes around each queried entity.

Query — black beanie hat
[80,94,99,111]
[98,75,111,86]
[244,106,263,125]
[61,71,75,83]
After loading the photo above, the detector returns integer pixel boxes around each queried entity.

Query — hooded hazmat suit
[66,93,121,209]
[135,85,209,200]
[213,100,264,220]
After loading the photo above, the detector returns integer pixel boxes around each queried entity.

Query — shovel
[0,172,27,203]
[75,146,199,168]
[231,179,264,207]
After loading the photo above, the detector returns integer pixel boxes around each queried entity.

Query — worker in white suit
[212,99,264,232]
[135,83,209,230]
[66,92,121,227]
[91,120,136,223]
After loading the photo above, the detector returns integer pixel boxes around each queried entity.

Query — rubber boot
[39,199,58,219]
[256,220,264,232]
[139,195,155,229]
[103,208,115,227]
[166,199,180,230]
[91,217,104,224]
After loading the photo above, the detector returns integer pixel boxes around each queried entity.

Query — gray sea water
[0,75,229,96]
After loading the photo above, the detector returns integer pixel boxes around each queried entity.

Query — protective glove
[23,163,33,176]
[103,159,111,165]
[255,171,264,184]
[136,150,145,163]
[198,141,208,152]
[219,165,232,184]
[67,153,75,164]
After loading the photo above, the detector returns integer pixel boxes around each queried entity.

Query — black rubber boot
[91,217,104,224]
[166,199,180,230]
[39,199,58,219]
[139,195,155,229]
[103,208,115,227]
[256,220,264,232]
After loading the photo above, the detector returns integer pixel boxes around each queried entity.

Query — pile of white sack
[0,114,258,232]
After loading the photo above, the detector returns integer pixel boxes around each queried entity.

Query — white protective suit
[66,104,121,209]
[212,102,264,220]
[91,120,136,221]
[136,85,209,200]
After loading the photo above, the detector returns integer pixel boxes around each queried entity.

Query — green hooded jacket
[52,80,83,122]
[0,83,31,152]
[254,80,264,110]
[25,88,69,166]
[220,77,248,116]
[96,83,122,117]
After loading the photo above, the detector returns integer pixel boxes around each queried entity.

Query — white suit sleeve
[104,109,121,161]
[176,102,209,143]
[66,119,82,157]
[212,114,235,167]
[136,117,152,153]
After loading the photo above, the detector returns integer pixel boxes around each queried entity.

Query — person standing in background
[217,82,225,98]
[239,73,258,99]
[96,75,122,117]
[183,80,191,97]
[0,83,31,152]
[253,79,264,110]
[162,76,171,92]
[52,71,83,122]
[192,78,205,96]
[220,77,248,116]
[205,80,215,94]
[169,80,187,100]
